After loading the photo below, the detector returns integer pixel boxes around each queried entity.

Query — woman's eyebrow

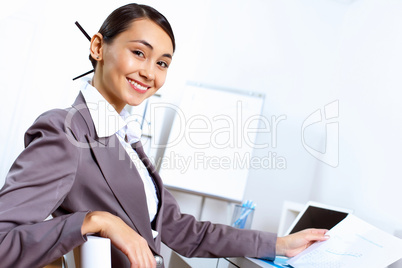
[130,39,153,49]
[129,39,172,59]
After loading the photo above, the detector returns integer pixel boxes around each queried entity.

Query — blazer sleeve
[160,188,277,260]
[0,109,88,268]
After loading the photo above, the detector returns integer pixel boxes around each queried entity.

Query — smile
[127,78,149,93]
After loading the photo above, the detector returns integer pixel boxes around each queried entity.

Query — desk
[168,252,286,268]
[224,257,288,268]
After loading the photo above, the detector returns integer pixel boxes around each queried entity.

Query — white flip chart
[159,83,264,202]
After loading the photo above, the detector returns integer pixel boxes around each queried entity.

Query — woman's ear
[90,33,104,62]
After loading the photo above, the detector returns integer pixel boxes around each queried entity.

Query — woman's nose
[139,63,155,81]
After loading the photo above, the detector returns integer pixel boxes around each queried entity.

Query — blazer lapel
[86,134,156,250]
[71,93,156,251]
[132,142,165,250]
[131,142,162,200]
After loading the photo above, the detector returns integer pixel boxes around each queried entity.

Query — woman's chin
[127,98,146,107]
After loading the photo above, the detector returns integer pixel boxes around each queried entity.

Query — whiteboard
[159,83,265,202]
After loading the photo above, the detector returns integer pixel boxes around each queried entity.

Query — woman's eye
[157,61,169,68]
[132,50,144,57]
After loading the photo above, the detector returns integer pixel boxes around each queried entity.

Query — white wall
[1,0,402,246]
[158,0,402,237]
[173,0,402,236]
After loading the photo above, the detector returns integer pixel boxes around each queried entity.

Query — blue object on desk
[232,200,256,229]
[260,256,292,268]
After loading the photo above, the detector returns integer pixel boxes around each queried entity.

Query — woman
[0,3,328,268]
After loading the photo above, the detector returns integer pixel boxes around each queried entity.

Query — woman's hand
[82,211,157,268]
[276,228,330,257]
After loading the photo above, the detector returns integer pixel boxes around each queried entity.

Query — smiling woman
[0,3,329,268]
[89,5,175,111]
[91,18,173,111]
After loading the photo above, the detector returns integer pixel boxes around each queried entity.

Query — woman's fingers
[276,228,330,257]
[82,211,156,268]
[125,235,156,268]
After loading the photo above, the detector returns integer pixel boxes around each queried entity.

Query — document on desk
[287,214,402,268]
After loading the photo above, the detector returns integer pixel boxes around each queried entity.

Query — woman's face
[92,18,173,112]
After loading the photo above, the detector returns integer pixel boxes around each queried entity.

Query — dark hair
[89,3,175,68]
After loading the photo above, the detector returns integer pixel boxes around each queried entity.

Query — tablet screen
[289,205,348,234]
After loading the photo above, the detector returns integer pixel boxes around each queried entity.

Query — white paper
[287,214,402,268]
[79,236,111,268]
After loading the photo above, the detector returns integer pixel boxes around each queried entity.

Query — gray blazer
[0,93,276,267]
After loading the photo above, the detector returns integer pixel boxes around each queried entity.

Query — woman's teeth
[128,79,147,91]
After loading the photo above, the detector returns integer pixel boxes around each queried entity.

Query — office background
[1,0,401,249]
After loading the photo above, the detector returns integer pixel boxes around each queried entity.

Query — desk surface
[227,257,289,268]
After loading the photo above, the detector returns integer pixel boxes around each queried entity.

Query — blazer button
[155,255,163,267]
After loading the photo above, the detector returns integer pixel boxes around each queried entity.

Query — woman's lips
[127,78,149,93]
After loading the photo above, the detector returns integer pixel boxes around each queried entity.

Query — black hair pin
[75,21,91,41]
[72,21,94,80]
